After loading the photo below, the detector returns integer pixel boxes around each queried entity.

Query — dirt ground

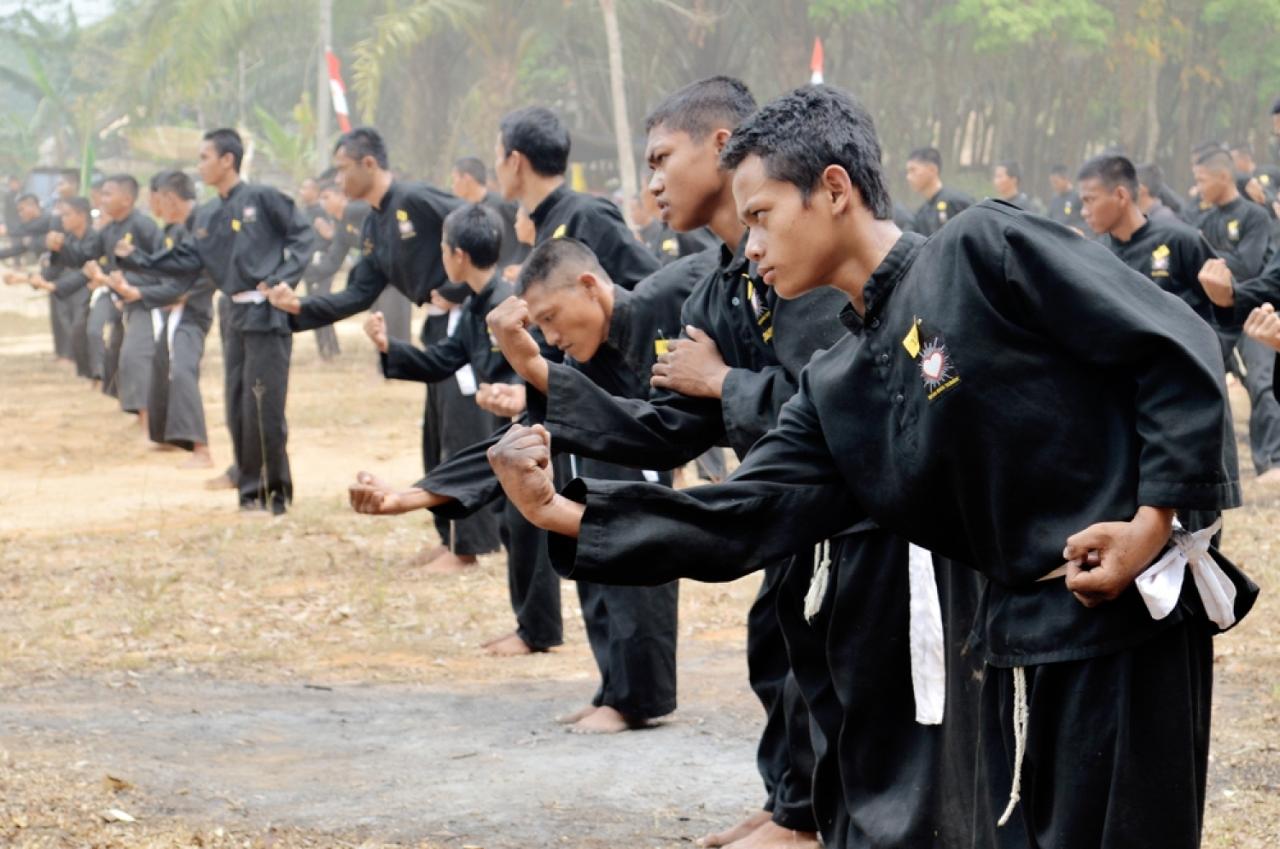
[0,277,1277,848]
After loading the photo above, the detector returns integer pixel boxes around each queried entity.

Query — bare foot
[482,632,536,656]
[407,544,449,567]
[569,705,648,735]
[204,472,236,491]
[423,551,478,575]
[89,379,101,393]
[698,810,772,847]
[723,821,819,848]
[1257,467,1280,486]
[150,441,181,452]
[555,704,599,725]
[180,451,214,469]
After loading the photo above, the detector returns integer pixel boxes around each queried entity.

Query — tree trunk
[315,0,332,169]
[599,0,637,222]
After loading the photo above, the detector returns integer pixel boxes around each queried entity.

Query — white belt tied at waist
[230,290,267,305]
[997,516,1234,828]
[805,541,945,727]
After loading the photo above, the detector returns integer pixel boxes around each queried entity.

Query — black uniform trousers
[1220,327,1280,474]
[149,316,210,449]
[223,324,292,513]
[87,291,122,397]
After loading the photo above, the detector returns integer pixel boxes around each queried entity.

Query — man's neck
[366,171,394,210]
[462,266,493,294]
[215,174,240,199]
[520,175,566,216]
[68,221,87,238]
[830,214,904,316]
[165,201,195,226]
[460,183,487,204]
[708,181,746,247]
[1110,206,1147,242]
[1215,187,1241,208]
[1001,188,1020,202]
[112,207,135,224]
[920,177,943,199]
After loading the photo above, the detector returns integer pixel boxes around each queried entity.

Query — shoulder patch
[552,223,568,239]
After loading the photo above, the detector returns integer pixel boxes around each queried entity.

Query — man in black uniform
[904,147,973,236]
[352,237,712,735]
[107,170,216,468]
[1046,164,1085,232]
[299,181,369,359]
[117,128,315,514]
[86,174,163,433]
[493,106,659,288]
[1190,147,1280,483]
[0,194,51,262]
[992,160,1044,213]
[1135,163,1180,224]
[263,127,459,334]
[362,203,511,576]
[490,84,1254,849]
[30,196,98,377]
[450,155,522,270]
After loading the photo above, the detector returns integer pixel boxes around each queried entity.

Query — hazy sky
[0,0,113,25]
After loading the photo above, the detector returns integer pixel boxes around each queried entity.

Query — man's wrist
[518,355,550,394]
[538,493,585,539]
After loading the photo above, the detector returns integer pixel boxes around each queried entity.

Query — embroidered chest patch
[1227,219,1240,242]
[1151,244,1171,277]
[243,205,258,224]
[903,317,960,401]
[396,208,415,239]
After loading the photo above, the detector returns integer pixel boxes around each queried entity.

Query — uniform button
[732,297,741,306]
[870,318,880,329]
[878,353,890,364]
[893,393,904,404]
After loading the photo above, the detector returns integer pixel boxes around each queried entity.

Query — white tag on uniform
[150,309,165,342]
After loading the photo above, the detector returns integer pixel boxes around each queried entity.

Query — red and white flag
[809,37,824,85]
[326,48,352,132]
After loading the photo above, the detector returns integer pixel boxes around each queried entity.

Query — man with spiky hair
[490,84,1252,849]
[117,128,315,514]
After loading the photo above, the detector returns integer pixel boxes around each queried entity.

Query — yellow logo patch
[654,338,670,355]
[552,223,568,239]
[231,219,241,232]
[902,320,921,358]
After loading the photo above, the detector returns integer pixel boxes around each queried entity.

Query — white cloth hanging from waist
[230,290,266,305]
[805,539,946,726]
[1037,517,1235,629]
[150,308,165,342]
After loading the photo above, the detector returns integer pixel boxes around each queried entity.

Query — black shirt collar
[468,273,504,314]
[839,231,927,335]
[530,184,569,230]
[605,285,635,354]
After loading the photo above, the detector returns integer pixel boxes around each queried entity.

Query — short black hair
[63,195,91,217]
[159,170,196,201]
[1049,163,1071,178]
[1194,146,1234,171]
[1135,162,1164,195]
[334,126,390,169]
[1271,96,1280,116]
[1077,155,1138,199]
[453,156,487,184]
[516,237,607,296]
[720,85,893,219]
[643,76,757,140]
[203,128,244,172]
[443,203,504,270]
[995,160,1022,182]
[16,193,38,206]
[103,173,139,199]
[149,170,169,193]
[907,147,942,170]
[499,107,571,178]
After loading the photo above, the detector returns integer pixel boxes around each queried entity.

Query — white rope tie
[997,666,1029,827]
[803,539,832,622]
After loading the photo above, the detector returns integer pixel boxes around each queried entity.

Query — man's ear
[711,127,733,155]
[579,271,602,296]
[821,164,857,216]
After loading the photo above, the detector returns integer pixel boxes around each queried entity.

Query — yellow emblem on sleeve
[654,338,670,355]
[552,223,568,239]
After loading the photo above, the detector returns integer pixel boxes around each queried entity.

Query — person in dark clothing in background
[299,180,370,359]
[451,155,523,271]
[992,160,1044,214]
[1136,162,1180,224]
[905,147,973,236]
[1046,163,1086,232]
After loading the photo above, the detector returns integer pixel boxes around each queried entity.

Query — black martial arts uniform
[425,241,839,833]
[642,221,719,266]
[429,252,715,719]
[547,203,1255,849]
[1100,216,1218,323]
[301,200,369,358]
[0,212,52,261]
[1046,189,1085,231]
[527,185,659,289]
[97,210,163,413]
[912,186,974,238]
[380,275,515,561]
[121,181,315,513]
[288,181,459,333]
[41,225,101,376]
[1001,191,1043,215]
[141,217,215,450]
[1198,196,1280,474]
[481,190,524,270]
